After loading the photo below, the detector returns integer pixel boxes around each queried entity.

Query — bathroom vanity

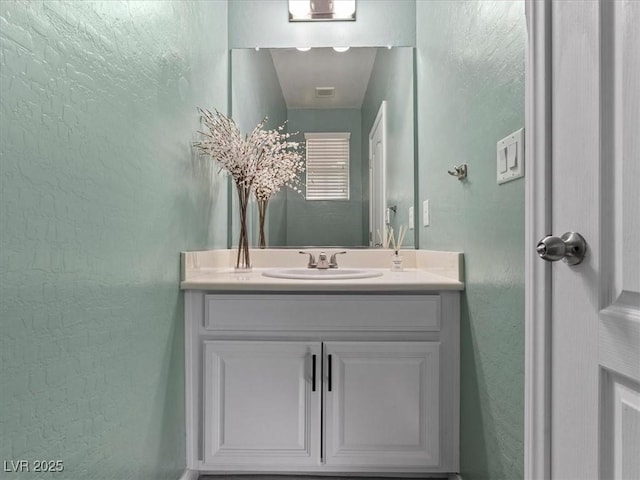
[181,249,463,476]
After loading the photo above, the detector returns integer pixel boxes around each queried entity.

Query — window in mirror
[305,132,350,200]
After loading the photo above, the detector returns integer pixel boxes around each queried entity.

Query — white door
[203,341,321,466]
[535,1,640,478]
[369,101,387,246]
[323,341,440,467]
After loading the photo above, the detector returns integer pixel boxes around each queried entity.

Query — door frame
[369,101,387,246]
[524,0,552,479]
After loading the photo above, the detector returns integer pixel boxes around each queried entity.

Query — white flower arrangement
[193,108,306,256]
[253,123,305,202]
[193,108,304,196]
[193,108,266,189]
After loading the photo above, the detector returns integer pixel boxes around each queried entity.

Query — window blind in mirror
[304,132,350,200]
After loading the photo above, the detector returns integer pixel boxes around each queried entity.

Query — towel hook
[448,163,468,180]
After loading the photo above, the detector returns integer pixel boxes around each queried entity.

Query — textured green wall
[231,50,287,135]
[416,1,526,479]
[0,1,527,478]
[286,109,364,246]
[0,1,228,478]
[362,47,415,247]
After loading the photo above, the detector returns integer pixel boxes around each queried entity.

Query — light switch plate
[497,128,524,184]
[408,206,414,230]
[423,200,430,227]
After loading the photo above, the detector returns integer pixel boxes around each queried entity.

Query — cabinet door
[203,341,321,466]
[324,341,440,467]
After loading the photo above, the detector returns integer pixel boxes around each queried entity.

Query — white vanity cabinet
[203,341,321,466]
[324,341,440,468]
[185,292,460,475]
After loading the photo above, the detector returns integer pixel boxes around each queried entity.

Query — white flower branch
[193,108,305,199]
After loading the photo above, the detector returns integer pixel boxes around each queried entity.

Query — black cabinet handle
[328,354,332,392]
[312,354,317,392]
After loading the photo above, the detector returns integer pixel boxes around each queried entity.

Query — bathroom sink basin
[262,268,383,280]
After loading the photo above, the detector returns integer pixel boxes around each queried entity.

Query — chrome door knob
[536,232,587,266]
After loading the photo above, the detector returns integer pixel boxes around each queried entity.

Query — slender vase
[235,182,252,271]
[257,197,268,249]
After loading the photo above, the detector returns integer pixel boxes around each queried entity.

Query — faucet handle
[299,251,317,268]
[329,251,347,268]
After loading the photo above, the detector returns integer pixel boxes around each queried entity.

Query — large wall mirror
[229,46,416,249]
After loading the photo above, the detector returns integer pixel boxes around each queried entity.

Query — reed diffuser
[377,225,408,271]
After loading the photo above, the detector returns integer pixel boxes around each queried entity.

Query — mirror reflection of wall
[230,46,416,248]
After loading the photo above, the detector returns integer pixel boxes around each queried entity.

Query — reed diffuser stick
[388,225,407,254]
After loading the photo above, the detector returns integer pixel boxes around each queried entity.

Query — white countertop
[180,249,464,292]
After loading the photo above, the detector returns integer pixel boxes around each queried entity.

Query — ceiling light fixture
[288,0,356,22]
[296,47,312,52]
[332,46,350,53]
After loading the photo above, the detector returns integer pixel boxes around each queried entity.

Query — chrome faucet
[299,250,347,269]
[317,252,330,269]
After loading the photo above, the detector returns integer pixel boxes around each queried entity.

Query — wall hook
[447,163,468,180]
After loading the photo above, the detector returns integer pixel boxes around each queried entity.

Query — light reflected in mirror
[230,46,416,249]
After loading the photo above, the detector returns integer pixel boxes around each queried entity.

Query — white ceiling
[270,47,378,109]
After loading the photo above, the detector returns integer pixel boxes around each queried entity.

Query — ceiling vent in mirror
[315,87,336,98]
[289,0,356,22]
